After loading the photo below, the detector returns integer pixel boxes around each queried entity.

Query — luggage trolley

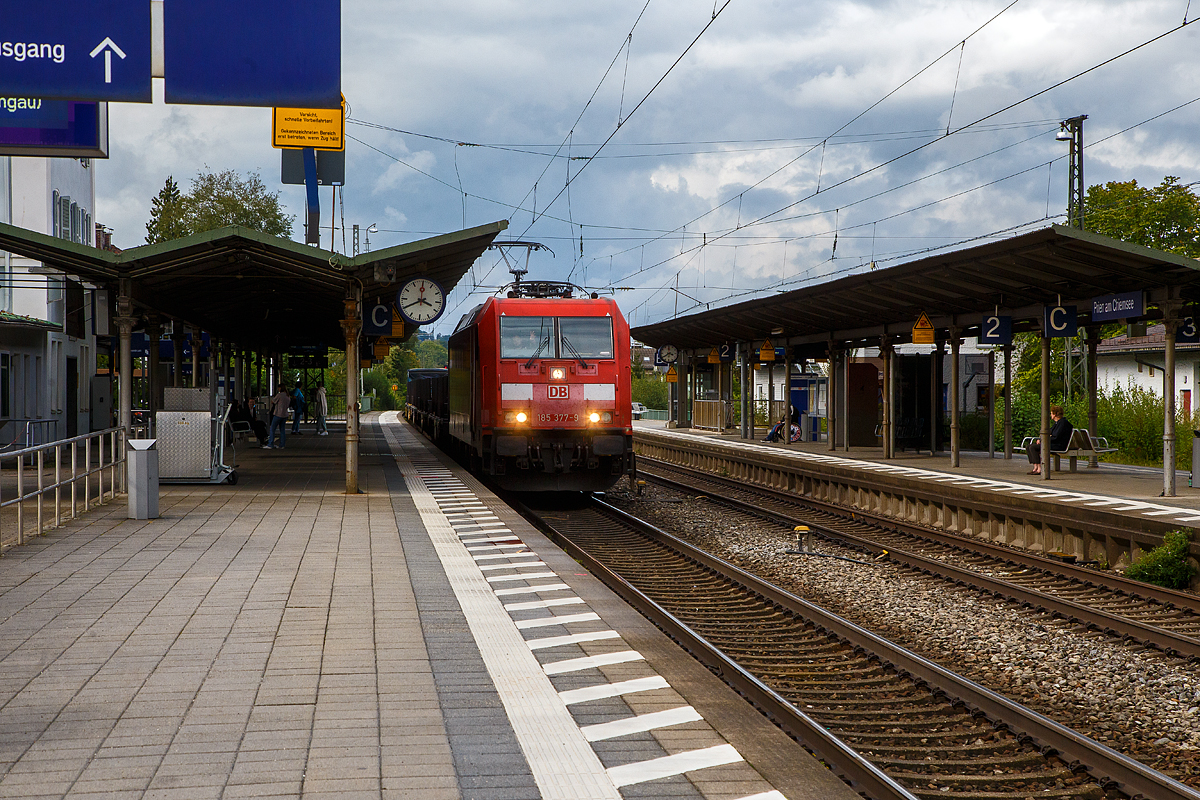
[155,389,238,485]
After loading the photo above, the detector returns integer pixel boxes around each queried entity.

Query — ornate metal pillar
[341,290,362,494]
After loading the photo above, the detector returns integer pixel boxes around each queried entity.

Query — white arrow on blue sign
[0,1,152,102]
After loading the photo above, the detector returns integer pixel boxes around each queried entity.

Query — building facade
[0,155,101,444]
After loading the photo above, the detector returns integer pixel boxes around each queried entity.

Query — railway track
[521,494,1200,800]
[634,457,1200,660]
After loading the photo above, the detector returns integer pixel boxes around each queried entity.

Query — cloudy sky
[96,0,1200,334]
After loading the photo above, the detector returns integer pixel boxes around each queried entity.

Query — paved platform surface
[636,420,1200,525]
[0,413,854,800]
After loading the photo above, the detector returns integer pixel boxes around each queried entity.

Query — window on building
[0,353,9,418]
[52,191,61,238]
[65,280,85,339]
[58,195,71,240]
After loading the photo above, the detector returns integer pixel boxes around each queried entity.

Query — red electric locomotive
[445,281,634,491]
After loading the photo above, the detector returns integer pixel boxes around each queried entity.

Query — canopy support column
[234,349,244,405]
[739,344,749,439]
[146,316,161,435]
[115,280,136,490]
[880,336,893,459]
[950,327,961,468]
[1003,343,1013,458]
[1086,331,1099,468]
[1040,331,1051,480]
[172,329,184,388]
[191,330,202,389]
[1164,309,1180,497]
[931,342,940,456]
[988,350,996,458]
[827,345,838,451]
[341,290,362,494]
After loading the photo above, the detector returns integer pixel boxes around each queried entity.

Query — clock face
[397,279,446,325]
[658,344,678,363]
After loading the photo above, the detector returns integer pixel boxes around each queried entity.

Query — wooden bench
[1017,429,1118,472]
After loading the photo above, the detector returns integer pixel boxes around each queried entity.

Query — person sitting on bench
[1027,404,1073,474]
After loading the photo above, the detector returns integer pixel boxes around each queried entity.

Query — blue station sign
[1044,305,1078,339]
[0,0,152,102]
[1090,290,1143,322]
[0,98,107,157]
[164,0,341,108]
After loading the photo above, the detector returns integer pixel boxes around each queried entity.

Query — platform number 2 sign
[979,315,1012,345]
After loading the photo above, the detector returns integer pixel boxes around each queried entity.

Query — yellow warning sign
[707,347,720,364]
[758,338,775,362]
[392,308,406,337]
[373,340,390,360]
[912,312,936,345]
[272,96,345,150]
[665,365,678,383]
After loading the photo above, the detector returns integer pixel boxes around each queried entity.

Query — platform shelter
[0,219,507,493]
[632,225,1200,495]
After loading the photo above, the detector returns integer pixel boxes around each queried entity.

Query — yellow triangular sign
[707,347,720,364]
[759,338,775,361]
[912,312,935,345]
[665,365,678,383]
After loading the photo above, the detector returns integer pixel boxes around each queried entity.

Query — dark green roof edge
[348,220,509,267]
[0,221,120,266]
[1047,224,1200,272]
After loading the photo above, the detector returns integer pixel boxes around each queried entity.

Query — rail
[0,427,125,551]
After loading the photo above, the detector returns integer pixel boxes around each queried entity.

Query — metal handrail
[0,426,126,551]
[0,418,60,452]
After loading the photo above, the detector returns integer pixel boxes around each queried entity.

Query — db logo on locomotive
[548,385,569,399]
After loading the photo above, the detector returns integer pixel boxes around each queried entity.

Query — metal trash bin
[1192,431,1200,489]
[128,439,159,519]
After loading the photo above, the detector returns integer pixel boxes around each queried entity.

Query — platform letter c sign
[1044,305,1077,339]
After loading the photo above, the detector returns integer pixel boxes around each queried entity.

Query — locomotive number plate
[538,413,578,422]
[548,385,569,399]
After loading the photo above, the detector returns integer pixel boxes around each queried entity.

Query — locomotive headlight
[505,410,529,424]
[516,411,528,423]
[550,367,566,381]
[589,412,601,423]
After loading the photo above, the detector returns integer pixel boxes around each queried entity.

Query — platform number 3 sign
[1178,316,1200,344]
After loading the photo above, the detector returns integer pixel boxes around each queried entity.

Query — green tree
[415,339,448,368]
[144,169,294,244]
[1085,176,1200,257]
[145,176,189,244]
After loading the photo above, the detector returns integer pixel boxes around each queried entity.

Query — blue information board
[0,0,151,102]
[1044,305,1078,338]
[164,0,341,108]
[979,315,1012,345]
[0,99,107,157]
[363,299,393,336]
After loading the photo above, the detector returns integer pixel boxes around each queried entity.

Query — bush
[632,374,669,410]
[1124,529,1197,589]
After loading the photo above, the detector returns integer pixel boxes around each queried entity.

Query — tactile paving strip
[380,412,785,800]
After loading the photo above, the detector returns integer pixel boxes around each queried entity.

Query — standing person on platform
[1027,404,1073,474]
[266,384,291,449]
[291,385,306,435]
[315,382,329,436]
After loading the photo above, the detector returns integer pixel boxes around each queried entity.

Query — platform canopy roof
[631,225,1200,353]
[0,220,508,350]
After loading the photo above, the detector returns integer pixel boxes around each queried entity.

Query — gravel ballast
[606,483,1200,785]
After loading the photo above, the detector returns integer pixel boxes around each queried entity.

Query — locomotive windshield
[499,316,614,360]
[558,317,613,359]
[500,316,554,359]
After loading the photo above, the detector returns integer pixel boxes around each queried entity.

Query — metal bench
[1017,429,1118,472]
